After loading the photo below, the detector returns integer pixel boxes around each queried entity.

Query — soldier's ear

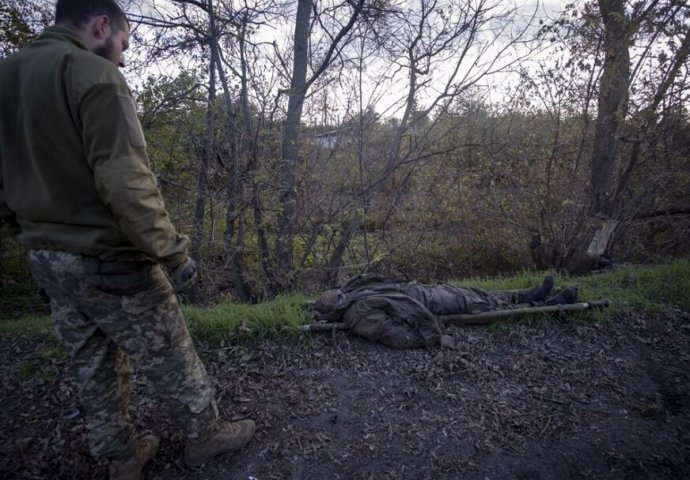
[89,15,110,40]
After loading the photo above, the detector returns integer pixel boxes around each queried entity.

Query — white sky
[123,0,574,121]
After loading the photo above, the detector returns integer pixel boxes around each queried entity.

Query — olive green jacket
[0,26,188,267]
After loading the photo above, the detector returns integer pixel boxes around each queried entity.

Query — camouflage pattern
[401,283,508,315]
[314,275,545,321]
[314,276,513,322]
[26,249,218,460]
[313,274,552,349]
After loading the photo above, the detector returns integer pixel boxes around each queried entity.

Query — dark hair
[55,0,128,31]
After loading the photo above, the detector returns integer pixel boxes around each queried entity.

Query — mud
[1,310,689,479]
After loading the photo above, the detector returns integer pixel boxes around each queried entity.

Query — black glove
[0,211,20,237]
[170,258,198,293]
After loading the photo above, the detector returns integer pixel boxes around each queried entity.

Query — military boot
[109,434,159,480]
[184,418,255,468]
[512,274,554,303]
[544,286,578,306]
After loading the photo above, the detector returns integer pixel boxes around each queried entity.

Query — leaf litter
[1,310,689,479]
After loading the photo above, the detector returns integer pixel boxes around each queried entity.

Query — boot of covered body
[184,418,256,468]
[109,434,159,480]
[543,286,578,306]
[495,274,554,305]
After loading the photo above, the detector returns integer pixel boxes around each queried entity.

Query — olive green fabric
[342,292,454,349]
[315,273,523,349]
[0,26,187,267]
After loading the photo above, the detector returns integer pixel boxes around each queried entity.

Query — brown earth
[1,310,690,480]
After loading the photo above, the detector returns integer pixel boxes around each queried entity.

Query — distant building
[306,129,356,150]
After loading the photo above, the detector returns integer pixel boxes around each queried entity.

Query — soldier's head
[55,0,130,68]
[313,289,348,322]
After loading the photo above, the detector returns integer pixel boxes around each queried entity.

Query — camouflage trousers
[26,249,219,460]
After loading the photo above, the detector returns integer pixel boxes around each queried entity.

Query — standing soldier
[0,1,254,478]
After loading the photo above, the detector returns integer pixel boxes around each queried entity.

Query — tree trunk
[612,26,690,209]
[590,0,630,217]
[274,0,311,284]
[190,52,216,260]
[207,0,254,301]
[573,0,631,270]
[324,210,364,286]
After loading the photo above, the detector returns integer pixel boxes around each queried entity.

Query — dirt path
[2,310,689,479]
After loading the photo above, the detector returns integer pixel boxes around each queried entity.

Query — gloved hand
[0,211,20,237]
[170,258,198,293]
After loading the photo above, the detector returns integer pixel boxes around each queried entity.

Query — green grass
[452,270,563,292]
[183,293,313,346]
[451,257,690,312]
[17,360,59,382]
[0,315,54,336]
[573,259,690,311]
[1,258,688,346]
[37,344,67,361]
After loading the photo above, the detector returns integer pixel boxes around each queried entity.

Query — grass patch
[17,361,59,382]
[573,258,690,312]
[183,293,312,346]
[0,315,52,336]
[451,257,690,313]
[451,270,561,292]
[38,345,67,361]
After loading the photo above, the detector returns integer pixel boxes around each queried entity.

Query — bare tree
[130,0,288,300]
[273,0,366,289]
[313,0,540,282]
[514,0,690,271]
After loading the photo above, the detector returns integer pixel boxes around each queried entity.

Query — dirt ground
[1,309,690,480]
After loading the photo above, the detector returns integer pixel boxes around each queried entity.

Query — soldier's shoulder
[67,50,125,85]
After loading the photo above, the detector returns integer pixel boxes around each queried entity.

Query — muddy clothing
[315,274,535,349]
[340,292,454,350]
[1,26,215,462]
[27,250,218,459]
[325,273,515,314]
[0,26,187,267]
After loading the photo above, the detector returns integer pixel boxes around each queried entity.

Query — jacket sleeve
[79,71,188,268]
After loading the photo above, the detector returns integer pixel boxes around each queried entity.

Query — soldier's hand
[171,258,198,293]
